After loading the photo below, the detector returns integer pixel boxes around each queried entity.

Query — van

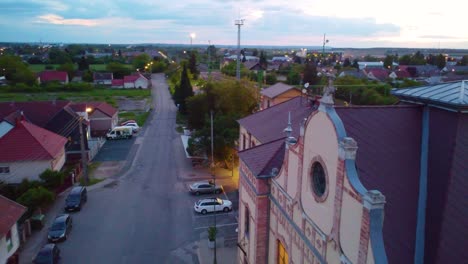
[65,186,87,211]
[106,126,133,140]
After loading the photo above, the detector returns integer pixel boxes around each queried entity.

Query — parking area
[93,137,136,162]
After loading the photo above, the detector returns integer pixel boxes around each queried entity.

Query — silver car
[194,198,232,214]
[189,180,223,195]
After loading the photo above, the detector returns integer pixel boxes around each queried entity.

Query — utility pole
[211,110,217,264]
[208,40,212,77]
[79,117,89,185]
[322,33,329,65]
[235,19,244,80]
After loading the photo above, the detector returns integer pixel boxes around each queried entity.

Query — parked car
[65,186,87,211]
[32,244,61,264]
[106,126,133,140]
[194,198,232,214]
[121,119,137,126]
[47,214,73,242]
[189,180,223,195]
[123,122,140,133]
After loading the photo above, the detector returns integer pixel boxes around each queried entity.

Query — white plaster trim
[301,212,327,238]
[271,179,294,200]
[363,190,386,210]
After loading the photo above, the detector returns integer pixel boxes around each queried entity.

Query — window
[312,162,326,197]
[6,230,12,252]
[0,166,10,174]
[243,134,246,150]
[277,240,288,264]
[244,206,250,236]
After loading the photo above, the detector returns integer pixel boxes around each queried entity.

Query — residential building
[0,195,26,264]
[111,79,124,88]
[93,72,113,86]
[0,119,67,183]
[236,80,467,263]
[85,102,118,137]
[260,83,302,110]
[37,71,69,84]
[123,73,149,89]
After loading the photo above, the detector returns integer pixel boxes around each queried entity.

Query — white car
[123,122,140,133]
[194,198,232,214]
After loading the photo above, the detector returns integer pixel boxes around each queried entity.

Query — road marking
[193,212,235,218]
[194,223,238,230]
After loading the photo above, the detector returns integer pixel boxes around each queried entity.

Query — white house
[0,195,26,264]
[124,73,149,89]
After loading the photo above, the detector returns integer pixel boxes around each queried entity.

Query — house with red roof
[364,68,389,81]
[111,79,124,88]
[0,195,26,264]
[84,102,118,137]
[259,82,302,110]
[0,120,67,184]
[93,72,113,86]
[124,73,149,89]
[236,79,467,264]
[37,71,69,84]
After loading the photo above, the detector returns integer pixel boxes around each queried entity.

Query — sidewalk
[197,231,238,264]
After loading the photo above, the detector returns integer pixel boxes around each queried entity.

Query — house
[0,76,7,86]
[260,83,302,110]
[0,195,26,264]
[365,68,389,81]
[236,79,468,263]
[243,61,266,72]
[37,71,69,84]
[93,72,113,86]
[389,69,411,79]
[0,101,88,162]
[338,69,367,79]
[85,102,118,137]
[0,119,67,184]
[71,71,83,83]
[123,73,149,89]
[111,79,124,88]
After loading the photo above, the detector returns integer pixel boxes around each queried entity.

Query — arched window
[277,240,288,264]
[312,162,326,197]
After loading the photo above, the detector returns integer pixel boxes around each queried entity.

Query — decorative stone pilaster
[338,137,358,161]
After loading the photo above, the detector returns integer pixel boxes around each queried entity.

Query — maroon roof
[38,71,68,82]
[69,103,87,112]
[366,68,389,81]
[124,75,139,83]
[112,79,124,86]
[395,70,411,79]
[0,120,67,162]
[0,195,26,236]
[239,138,285,177]
[0,101,70,127]
[238,96,314,143]
[260,83,297,99]
[336,105,422,264]
[87,101,117,117]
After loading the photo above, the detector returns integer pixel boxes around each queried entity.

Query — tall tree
[174,64,193,114]
[434,54,446,69]
[188,51,199,79]
[302,62,319,85]
[132,53,151,71]
[383,55,395,69]
[107,62,132,79]
[343,58,351,67]
[0,55,36,85]
[57,63,76,79]
[352,59,359,69]
[77,56,90,71]
[259,51,267,68]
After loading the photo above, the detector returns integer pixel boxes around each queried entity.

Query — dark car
[189,180,223,195]
[33,243,61,264]
[47,214,72,242]
[65,186,87,211]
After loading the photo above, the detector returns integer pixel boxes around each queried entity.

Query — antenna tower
[235,19,244,80]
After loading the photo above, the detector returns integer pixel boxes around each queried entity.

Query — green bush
[39,169,65,189]
[208,226,217,241]
[17,186,55,210]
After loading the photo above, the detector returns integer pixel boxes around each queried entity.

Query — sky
[0,0,467,49]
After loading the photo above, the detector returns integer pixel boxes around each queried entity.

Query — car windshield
[51,222,65,231]
[67,195,79,202]
[35,251,51,262]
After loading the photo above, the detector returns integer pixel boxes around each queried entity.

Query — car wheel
[223,207,229,212]
[195,191,200,196]
[201,209,207,215]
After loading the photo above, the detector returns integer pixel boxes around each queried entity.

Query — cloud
[36,14,98,26]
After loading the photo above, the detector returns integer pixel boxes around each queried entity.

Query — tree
[0,55,36,85]
[17,186,55,211]
[383,55,395,69]
[188,51,199,79]
[352,59,359,69]
[48,47,72,64]
[39,169,65,189]
[259,51,267,68]
[107,62,132,79]
[343,58,351,67]
[399,55,412,65]
[458,55,468,66]
[302,62,319,85]
[132,53,151,70]
[434,54,446,69]
[57,63,76,79]
[77,56,90,71]
[174,64,193,114]
[265,73,277,85]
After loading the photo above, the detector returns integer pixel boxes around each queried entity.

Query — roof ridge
[238,137,286,154]
[21,121,65,159]
[239,96,303,118]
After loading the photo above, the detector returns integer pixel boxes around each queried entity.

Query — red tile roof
[68,103,87,112]
[366,68,389,81]
[0,195,26,236]
[0,101,70,127]
[336,105,422,264]
[87,102,117,117]
[124,75,139,83]
[0,120,67,162]
[260,83,297,99]
[395,70,411,79]
[112,79,124,86]
[238,96,315,143]
[239,138,285,176]
[38,71,68,82]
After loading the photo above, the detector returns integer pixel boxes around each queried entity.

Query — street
[20,73,238,264]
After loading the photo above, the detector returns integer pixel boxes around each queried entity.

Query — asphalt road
[56,74,201,263]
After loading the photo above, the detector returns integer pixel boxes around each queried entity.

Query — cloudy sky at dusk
[0,0,467,49]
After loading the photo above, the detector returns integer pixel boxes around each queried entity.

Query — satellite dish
[304,82,309,88]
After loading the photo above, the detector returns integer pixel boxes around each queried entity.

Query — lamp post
[190,33,196,49]
[210,110,217,264]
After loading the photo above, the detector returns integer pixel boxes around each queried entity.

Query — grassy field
[28,64,134,72]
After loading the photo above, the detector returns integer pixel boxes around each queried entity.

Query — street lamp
[190,33,196,48]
